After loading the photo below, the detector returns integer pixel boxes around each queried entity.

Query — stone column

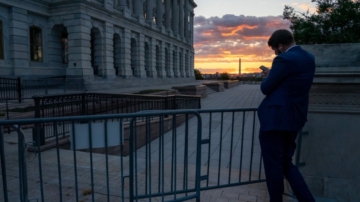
[168,45,174,78]
[179,0,184,38]
[119,0,131,17]
[65,14,93,79]
[172,46,179,78]
[101,22,116,79]
[119,0,127,8]
[162,44,168,78]
[146,0,153,23]
[138,34,147,78]
[190,12,194,45]
[190,51,195,77]
[133,0,142,18]
[149,38,157,78]
[122,28,133,77]
[9,8,29,76]
[165,0,171,31]
[179,49,184,77]
[184,0,189,41]
[185,50,190,77]
[156,0,163,28]
[170,46,178,78]
[172,0,179,36]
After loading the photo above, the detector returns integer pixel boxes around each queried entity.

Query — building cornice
[1,0,50,16]
[189,0,197,8]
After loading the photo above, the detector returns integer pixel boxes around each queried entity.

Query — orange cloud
[194,14,290,74]
[219,25,258,36]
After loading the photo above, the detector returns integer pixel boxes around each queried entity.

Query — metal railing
[0,77,85,102]
[31,93,201,142]
[0,77,21,101]
[0,110,203,202]
[0,108,307,201]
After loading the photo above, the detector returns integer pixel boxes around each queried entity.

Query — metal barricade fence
[0,110,203,202]
[0,108,305,201]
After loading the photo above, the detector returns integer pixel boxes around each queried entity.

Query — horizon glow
[193,0,317,74]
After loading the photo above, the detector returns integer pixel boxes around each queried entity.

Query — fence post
[172,96,176,109]
[164,97,168,110]
[33,97,45,146]
[198,97,201,109]
[0,127,9,202]
[17,77,22,103]
[6,99,10,133]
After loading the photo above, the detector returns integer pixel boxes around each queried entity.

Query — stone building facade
[0,0,197,88]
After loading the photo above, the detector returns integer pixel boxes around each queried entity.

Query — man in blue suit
[258,29,315,202]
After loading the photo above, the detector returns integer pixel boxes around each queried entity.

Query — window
[61,30,68,64]
[30,26,43,62]
[0,20,4,60]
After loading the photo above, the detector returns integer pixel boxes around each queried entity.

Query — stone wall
[203,82,224,92]
[302,43,360,67]
[172,85,207,97]
[224,80,239,89]
[300,43,360,201]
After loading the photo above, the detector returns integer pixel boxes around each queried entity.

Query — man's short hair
[268,29,294,48]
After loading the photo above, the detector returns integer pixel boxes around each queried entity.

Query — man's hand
[259,65,270,77]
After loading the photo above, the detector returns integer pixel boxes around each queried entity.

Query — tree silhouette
[283,0,360,44]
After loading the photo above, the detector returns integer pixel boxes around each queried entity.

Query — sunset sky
[193,0,317,74]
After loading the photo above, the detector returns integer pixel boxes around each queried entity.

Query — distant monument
[238,58,242,75]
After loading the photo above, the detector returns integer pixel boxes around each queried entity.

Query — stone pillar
[101,22,116,79]
[119,0,127,8]
[179,49,185,77]
[138,34,147,78]
[190,51,195,77]
[172,0,179,36]
[179,0,184,39]
[184,0,189,41]
[172,46,179,78]
[170,45,177,78]
[162,43,168,78]
[146,0,153,23]
[148,38,155,78]
[168,45,174,78]
[190,12,194,45]
[9,8,29,76]
[133,0,143,19]
[119,0,131,17]
[165,0,171,31]
[66,14,93,79]
[156,0,163,28]
[122,28,133,77]
[185,50,190,77]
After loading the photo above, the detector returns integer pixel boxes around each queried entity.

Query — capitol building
[0,0,197,87]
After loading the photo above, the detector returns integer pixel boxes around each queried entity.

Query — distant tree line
[283,0,360,44]
[194,69,203,80]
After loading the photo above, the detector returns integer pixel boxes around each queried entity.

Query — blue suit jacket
[258,46,315,132]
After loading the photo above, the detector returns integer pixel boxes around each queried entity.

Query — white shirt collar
[286,45,298,52]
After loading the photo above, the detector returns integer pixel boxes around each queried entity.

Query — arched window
[30,26,43,62]
[0,19,4,59]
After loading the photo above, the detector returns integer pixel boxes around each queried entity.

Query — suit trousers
[259,130,315,202]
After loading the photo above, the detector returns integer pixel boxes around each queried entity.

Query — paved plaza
[1,84,307,202]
